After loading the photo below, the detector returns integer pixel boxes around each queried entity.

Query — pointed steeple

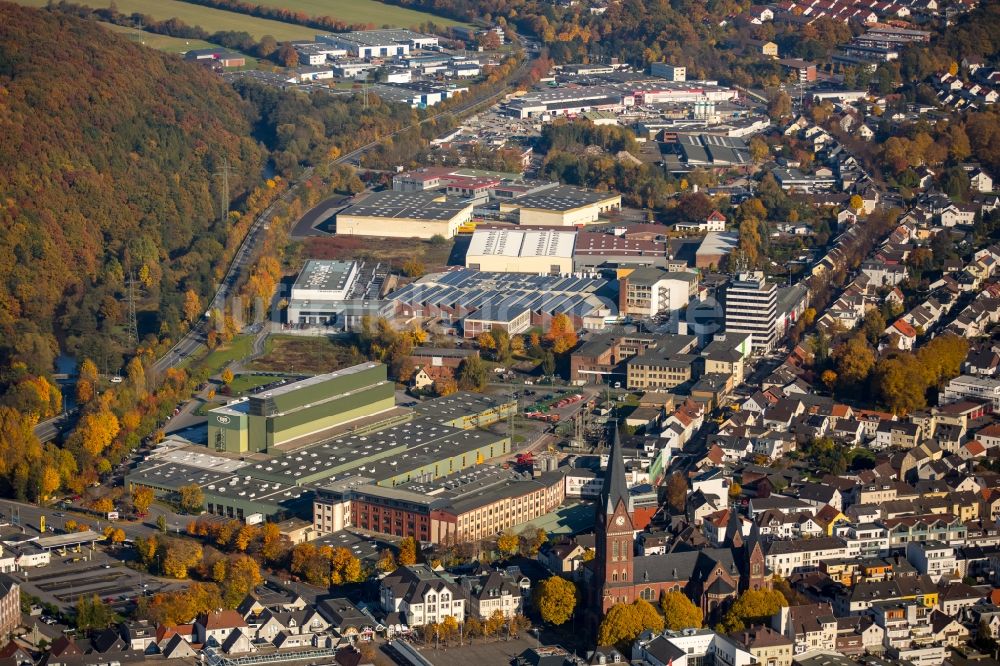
[601,421,633,515]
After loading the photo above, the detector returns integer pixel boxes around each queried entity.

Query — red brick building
[592,427,770,617]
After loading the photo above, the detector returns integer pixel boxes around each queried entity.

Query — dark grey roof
[601,423,633,515]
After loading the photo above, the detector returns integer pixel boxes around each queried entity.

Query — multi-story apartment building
[881,514,966,548]
[458,570,525,620]
[620,268,698,318]
[941,374,1000,411]
[624,335,699,391]
[765,536,848,577]
[724,272,778,354]
[380,565,466,627]
[905,541,957,583]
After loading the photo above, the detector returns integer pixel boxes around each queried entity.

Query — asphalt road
[291,195,350,238]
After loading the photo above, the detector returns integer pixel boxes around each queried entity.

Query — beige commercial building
[500,185,621,226]
[466,226,576,274]
[336,191,473,239]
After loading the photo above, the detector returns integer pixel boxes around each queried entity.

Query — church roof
[601,423,633,515]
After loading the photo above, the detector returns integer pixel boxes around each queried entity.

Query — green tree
[659,591,703,631]
[75,594,116,630]
[156,515,167,533]
[535,576,578,626]
[860,309,886,345]
[541,351,556,377]
[457,355,488,392]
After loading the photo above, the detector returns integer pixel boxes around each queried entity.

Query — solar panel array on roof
[341,191,469,221]
[513,184,617,211]
[389,269,616,324]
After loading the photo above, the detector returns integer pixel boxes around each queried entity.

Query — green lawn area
[99,22,259,64]
[249,0,470,28]
[250,335,362,374]
[99,22,218,53]
[14,0,317,40]
[227,373,286,394]
[186,335,254,377]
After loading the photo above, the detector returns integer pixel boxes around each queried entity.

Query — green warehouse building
[207,362,395,454]
[130,362,517,521]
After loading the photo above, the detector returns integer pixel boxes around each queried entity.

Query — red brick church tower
[595,424,635,612]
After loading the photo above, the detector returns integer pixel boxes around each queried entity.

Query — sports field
[250,0,469,28]
[14,0,317,40]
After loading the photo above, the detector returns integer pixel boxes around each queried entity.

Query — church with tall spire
[592,422,770,618]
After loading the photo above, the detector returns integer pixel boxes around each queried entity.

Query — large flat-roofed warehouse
[207,363,396,454]
[336,191,474,239]
[661,134,752,173]
[465,226,672,273]
[316,29,438,57]
[696,231,740,269]
[465,226,576,274]
[572,231,671,271]
[499,185,621,226]
[127,365,515,521]
[285,259,394,327]
[389,268,617,334]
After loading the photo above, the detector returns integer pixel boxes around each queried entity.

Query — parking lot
[12,549,173,613]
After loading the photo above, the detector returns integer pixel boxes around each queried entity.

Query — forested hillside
[0,3,264,400]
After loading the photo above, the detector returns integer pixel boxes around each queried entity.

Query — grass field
[184,335,254,376]
[249,0,469,28]
[251,335,362,374]
[227,373,286,394]
[14,0,317,40]
[99,22,219,53]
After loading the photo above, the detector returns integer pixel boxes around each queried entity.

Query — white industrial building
[500,185,621,226]
[466,227,576,274]
[336,191,474,239]
[285,260,392,327]
[650,62,686,81]
[316,29,438,58]
[621,267,698,318]
[941,374,1000,411]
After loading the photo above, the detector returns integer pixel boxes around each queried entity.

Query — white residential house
[905,541,957,583]
[971,169,994,193]
[380,565,466,627]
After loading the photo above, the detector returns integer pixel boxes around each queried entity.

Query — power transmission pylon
[214,157,231,226]
[125,271,139,346]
